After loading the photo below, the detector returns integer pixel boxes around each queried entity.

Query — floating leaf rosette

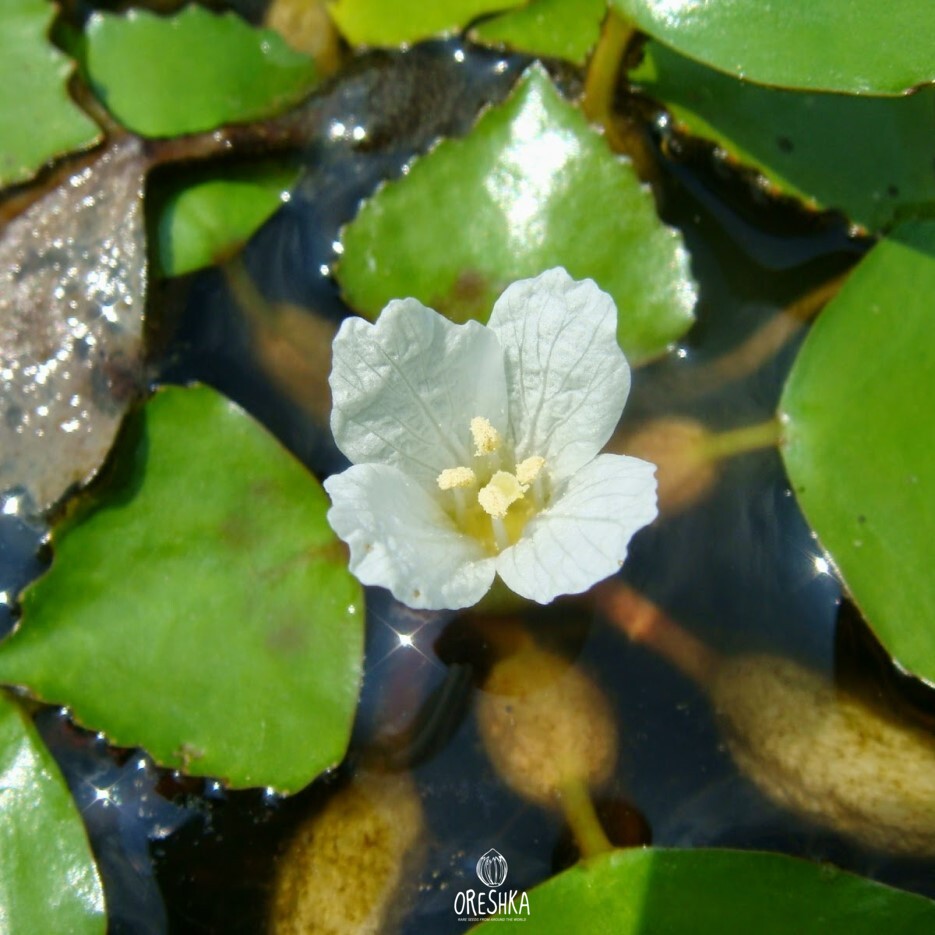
[337,65,697,363]
[0,385,364,792]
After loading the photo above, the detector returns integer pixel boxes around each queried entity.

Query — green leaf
[82,6,318,137]
[630,42,935,232]
[0,385,364,792]
[326,0,523,47]
[470,0,606,66]
[0,692,105,934]
[780,222,935,683]
[337,65,696,363]
[611,0,935,94]
[153,161,299,277]
[0,0,100,187]
[473,848,935,932]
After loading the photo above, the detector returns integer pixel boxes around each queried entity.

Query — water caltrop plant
[324,268,658,609]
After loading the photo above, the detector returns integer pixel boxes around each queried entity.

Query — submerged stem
[582,11,657,180]
[702,418,783,461]
[593,581,720,687]
[669,271,849,390]
[710,271,849,383]
[556,777,614,859]
[582,11,632,128]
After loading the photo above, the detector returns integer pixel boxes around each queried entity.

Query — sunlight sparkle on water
[2,495,22,516]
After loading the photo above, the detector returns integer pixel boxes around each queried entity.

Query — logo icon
[475,848,508,887]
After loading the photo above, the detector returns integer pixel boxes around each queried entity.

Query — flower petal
[487,268,630,479]
[495,454,657,603]
[325,463,497,610]
[330,299,509,485]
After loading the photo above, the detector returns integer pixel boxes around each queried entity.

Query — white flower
[324,268,658,610]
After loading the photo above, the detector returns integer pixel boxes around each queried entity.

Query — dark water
[4,33,933,935]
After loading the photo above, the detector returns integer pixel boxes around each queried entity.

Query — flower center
[436,416,548,554]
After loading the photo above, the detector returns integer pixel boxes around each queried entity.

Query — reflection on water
[4,35,935,935]
[0,502,47,641]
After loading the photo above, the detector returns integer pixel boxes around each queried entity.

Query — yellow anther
[478,471,527,519]
[470,416,501,456]
[515,456,545,486]
[437,466,476,490]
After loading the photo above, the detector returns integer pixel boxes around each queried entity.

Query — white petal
[330,300,509,486]
[496,454,657,604]
[487,268,630,479]
[325,463,497,610]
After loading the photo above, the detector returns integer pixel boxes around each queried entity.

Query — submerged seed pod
[712,654,935,856]
[598,582,935,856]
[270,772,423,935]
[477,646,617,807]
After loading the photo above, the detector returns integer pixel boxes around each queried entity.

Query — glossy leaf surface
[0,692,105,934]
[83,6,318,136]
[781,222,935,683]
[0,385,364,792]
[337,65,696,363]
[611,0,935,94]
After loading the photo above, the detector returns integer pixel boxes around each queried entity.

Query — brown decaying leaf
[0,137,148,514]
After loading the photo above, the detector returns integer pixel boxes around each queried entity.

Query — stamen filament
[452,486,469,520]
[491,516,509,552]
